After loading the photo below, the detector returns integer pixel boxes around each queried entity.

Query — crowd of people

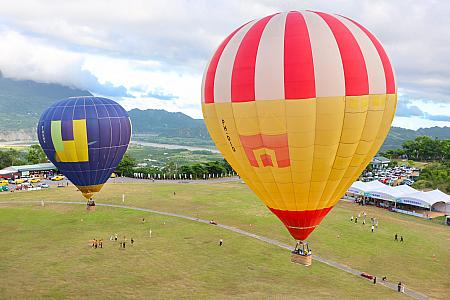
[350,211,379,232]
[91,239,103,249]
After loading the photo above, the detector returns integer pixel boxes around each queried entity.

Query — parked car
[29,177,41,183]
[39,183,49,188]
[13,178,25,184]
[0,179,8,186]
[0,185,9,192]
[402,179,414,186]
[51,175,65,181]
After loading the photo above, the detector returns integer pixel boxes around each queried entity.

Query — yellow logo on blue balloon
[51,119,89,162]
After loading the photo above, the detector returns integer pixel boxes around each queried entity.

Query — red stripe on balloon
[314,11,369,96]
[269,206,333,240]
[231,15,275,102]
[204,25,244,104]
[345,17,395,94]
[284,11,316,99]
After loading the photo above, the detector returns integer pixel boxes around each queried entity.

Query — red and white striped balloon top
[202,11,396,104]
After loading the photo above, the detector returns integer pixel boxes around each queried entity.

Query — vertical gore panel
[314,12,369,96]
[284,11,315,99]
[346,18,396,94]
[231,15,273,102]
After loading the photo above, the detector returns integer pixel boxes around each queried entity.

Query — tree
[115,154,137,177]
[0,148,26,169]
[179,165,192,175]
[191,163,207,178]
[388,160,398,168]
[162,161,178,176]
[412,161,449,193]
[26,144,48,164]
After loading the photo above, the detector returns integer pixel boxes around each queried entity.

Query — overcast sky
[0,0,449,129]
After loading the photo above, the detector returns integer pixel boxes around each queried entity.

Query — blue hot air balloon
[37,96,132,199]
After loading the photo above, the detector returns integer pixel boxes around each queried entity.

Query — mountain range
[0,75,448,151]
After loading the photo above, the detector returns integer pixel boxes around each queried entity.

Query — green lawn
[2,181,449,299]
[0,205,406,299]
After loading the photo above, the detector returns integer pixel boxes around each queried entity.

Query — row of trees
[382,136,449,161]
[0,145,47,170]
[115,154,235,179]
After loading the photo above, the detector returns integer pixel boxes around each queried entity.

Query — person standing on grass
[398,282,402,292]
[149,229,152,238]
[395,233,398,241]
[99,239,103,248]
[219,239,223,246]
[373,276,376,284]
[362,219,365,225]
[355,217,358,224]
[371,225,374,233]
[400,236,404,242]
[131,238,134,245]
[350,215,354,222]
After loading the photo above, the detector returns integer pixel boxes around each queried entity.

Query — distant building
[0,163,57,178]
[370,156,390,169]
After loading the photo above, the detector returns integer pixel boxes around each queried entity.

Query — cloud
[425,114,450,122]
[145,89,178,100]
[0,29,131,97]
[395,100,424,117]
[395,98,450,126]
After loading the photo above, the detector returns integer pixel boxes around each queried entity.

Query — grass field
[1,181,449,299]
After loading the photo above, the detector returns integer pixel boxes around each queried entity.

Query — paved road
[0,200,428,299]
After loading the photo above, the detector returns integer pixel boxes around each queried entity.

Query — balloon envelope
[37,96,132,198]
[201,11,397,240]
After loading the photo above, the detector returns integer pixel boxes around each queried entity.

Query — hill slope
[0,76,92,140]
[128,108,209,139]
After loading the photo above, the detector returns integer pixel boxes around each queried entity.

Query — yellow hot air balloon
[201,11,397,263]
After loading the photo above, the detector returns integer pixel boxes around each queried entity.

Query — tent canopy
[348,181,450,209]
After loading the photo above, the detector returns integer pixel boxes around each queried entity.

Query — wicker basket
[291,253,312,266]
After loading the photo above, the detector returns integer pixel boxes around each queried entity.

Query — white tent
[364,180,386,190]
[347,181,450,213]
[365,184,418,203]
[397,189,450,212]
[347,181,368,195]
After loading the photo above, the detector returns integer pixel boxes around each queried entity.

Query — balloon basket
[86,199,96,212]
[291,252,312,266]
[291,241,312,266]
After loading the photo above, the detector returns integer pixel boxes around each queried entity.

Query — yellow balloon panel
[202,94,397,213]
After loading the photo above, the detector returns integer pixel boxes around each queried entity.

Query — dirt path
[0,200,428,300]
